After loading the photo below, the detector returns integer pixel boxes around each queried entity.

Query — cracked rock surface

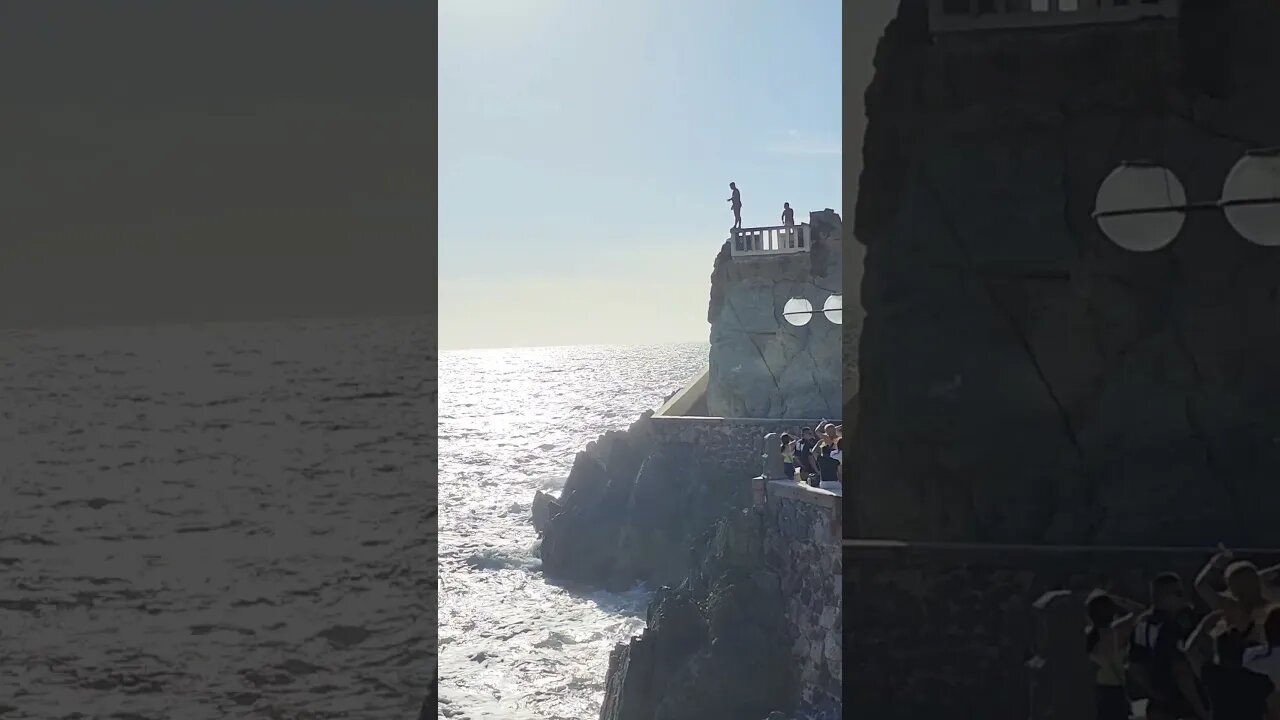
[706,211,845,419]
[851,0,1280,545]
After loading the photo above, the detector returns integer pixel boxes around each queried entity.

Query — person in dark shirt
[727,182,742,230]
[1185,606,1275,720]
[795,427,818,481]
[1129,572,1211,720]
[781,202,794,227]
[814,424,840,488]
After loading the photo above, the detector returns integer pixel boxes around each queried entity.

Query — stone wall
[763,482,842,716]
[843,540,1280,720]
[852,0,1280,545]
[647,416,829,481]
[706,210,844,420]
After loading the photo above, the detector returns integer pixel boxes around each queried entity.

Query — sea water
[0,317,432,719]
[438,342,708,720]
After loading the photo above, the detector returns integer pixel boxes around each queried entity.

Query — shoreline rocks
[597,509,799,720]
[536,411,750,591]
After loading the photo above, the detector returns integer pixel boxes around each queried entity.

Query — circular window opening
[1093,162,1186,252]
[823,294,842,325]
[783,297,813,326]
[1222,148,1280,247]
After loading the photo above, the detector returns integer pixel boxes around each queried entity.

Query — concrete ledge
[653,369,709,417]
[768,480,840,509]
[648,415,830,426]
[843,539,1280,554]
[767,480,842,545]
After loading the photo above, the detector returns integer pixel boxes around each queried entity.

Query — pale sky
[1,4,431,331]
[438,0,842,350]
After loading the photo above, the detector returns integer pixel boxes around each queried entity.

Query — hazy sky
[0,2,430,331]
[438,0,843,350]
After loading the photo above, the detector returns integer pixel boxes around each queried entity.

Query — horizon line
[440,338,709,352]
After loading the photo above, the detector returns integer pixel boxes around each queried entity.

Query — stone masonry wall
[843,540,1280,720]
[763,482,842,716]
[648,416,829,481]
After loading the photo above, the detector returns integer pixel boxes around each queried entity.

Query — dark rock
[599,510,798,720]
[530,490,559,534]
[539,419,749,590]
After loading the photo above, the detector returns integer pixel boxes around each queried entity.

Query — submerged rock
[530,490,560,534]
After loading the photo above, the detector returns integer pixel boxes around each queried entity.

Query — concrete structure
[707,209,843,420]
[554,210,844,719]
[731,224,811,257]
[846,0,1280,717]
[929,0,1177,34]
[762,481,842,713]
[646,414,830,482]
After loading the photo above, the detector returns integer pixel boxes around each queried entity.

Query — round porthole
[823,294,842,325]
[782,297,813,326]
[1093,162,1187,252]
[1221,148,1280,247]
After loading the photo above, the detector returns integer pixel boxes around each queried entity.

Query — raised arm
[1181,609,1223,670]
[1195,548,1233,610]
[1259,562,1280,584]
[1107,595,1147,637]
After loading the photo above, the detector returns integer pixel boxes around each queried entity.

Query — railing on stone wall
[646,415,829,480]
[731,224,811,257]
[928,0,1178,33]
[758,480,842,545]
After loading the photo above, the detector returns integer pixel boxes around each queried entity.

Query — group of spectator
[1086,547,1280,720]
[778,422,841,489]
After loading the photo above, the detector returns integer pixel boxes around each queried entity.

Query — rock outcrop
[706,211,844,419]
[538,412,751,590]
[852,0,1280,545]
[598,509,798,720]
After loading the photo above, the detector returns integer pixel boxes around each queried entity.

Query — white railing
[731,224,811,257]
[928,0,1177,33]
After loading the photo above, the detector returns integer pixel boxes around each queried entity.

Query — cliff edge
[536,413,749,591]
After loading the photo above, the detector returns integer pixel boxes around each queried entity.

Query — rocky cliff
[852,0,1280,545]
[706,211,844,419]
[535,412,751,591]
[597,509,798,720]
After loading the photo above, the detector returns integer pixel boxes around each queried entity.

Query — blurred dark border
[1,0,438,715]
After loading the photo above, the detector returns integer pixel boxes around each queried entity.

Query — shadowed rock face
[706,211,845,419]
[598,510,796,720]
[538,414,751,591]
[852,0,1280,545]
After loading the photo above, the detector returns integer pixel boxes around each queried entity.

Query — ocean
[437,342,709,720]
[0,317,433,719]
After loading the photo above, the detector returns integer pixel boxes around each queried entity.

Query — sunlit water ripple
[438,343,708,720]
[0,317,433,719]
